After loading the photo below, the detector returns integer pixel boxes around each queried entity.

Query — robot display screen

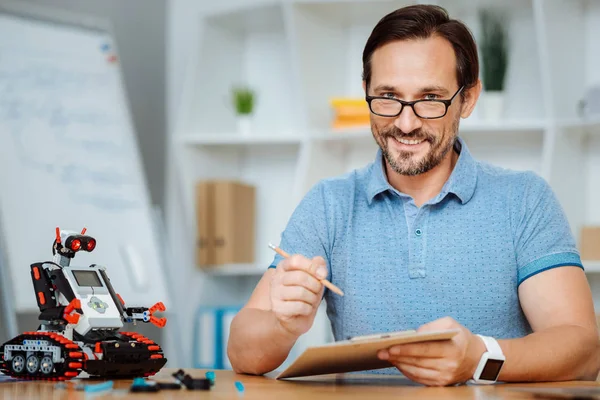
[73,270,103,287]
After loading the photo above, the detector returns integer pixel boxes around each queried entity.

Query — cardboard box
[195,180,255,266]
[580,226,600,260]
[213,181,255,265]
[195,181,214,266]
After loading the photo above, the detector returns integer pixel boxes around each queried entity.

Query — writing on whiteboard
[0,45,141,212]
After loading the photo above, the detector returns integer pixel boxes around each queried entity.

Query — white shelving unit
[167,0,600,366]
[584,261,600,274]
[202,264,267,276]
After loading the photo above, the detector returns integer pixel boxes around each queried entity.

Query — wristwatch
[469,335,505,384]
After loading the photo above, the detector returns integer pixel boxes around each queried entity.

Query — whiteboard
[0,4,169,312]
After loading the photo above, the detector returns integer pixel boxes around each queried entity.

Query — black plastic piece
[125,307,147,316]
[130,383,159,392]
[172,369,211,390]
[157,382,182,390]
[30,263,55,311]
[50,267,77,305]
[85,359,166,378]
[98,269,126,317]
[38,306,66,321]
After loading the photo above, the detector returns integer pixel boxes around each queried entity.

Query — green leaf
[232,87,255,115]
[479,10,509,92]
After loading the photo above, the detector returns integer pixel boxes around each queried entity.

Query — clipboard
[276,328,460,379]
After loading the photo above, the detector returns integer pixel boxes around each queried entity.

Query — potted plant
[232,86,255,135]
[479,10,508,120]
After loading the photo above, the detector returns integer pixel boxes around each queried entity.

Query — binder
[220,307,240,370]
[193,306,220,369]
[192,305,241,369]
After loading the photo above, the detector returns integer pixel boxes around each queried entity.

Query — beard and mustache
[373,118,459,176]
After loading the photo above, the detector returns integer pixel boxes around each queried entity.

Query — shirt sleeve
[514,172,583,285]
[268,182,332,279]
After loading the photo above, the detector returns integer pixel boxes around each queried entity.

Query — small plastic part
[149,301,166,314]
[235,381,245,393]
[149,315,167,328]
[63,298,82,324]
[130,377,159,393]
[70,239,81,252]
[132,377,146,386]
[156,382,182,390]
[172,369,211,390]
[205,371,215,385]
[84,381,114,393]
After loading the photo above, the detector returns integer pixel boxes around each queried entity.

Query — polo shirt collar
[366,137,478,205]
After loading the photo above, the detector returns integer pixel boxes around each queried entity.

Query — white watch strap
[477,334,504,357]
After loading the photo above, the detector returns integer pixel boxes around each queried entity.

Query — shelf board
[557,117,600,132]
[460,119,547,133]
[200,263,268,276]
[179,133,306,146]
[584,261,600,273]
[311,119,547,142]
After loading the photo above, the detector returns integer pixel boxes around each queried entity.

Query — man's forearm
[227,308,298,375]
[498,325,600,382]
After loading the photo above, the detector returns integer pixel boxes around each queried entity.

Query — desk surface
[1,368,600,399]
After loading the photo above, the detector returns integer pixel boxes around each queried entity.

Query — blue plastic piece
[132,377,146,386]
[205,371,215,384]
[235,381,244,393]
[84,381,114,393]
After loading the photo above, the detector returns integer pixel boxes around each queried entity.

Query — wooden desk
[1,369,600,399]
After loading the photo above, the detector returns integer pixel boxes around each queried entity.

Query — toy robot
[0,228,167,380]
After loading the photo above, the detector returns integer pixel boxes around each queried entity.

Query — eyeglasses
[365,86,464,119]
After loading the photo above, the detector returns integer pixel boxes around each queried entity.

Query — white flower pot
[480,91,505,120]
[237,115,252,136]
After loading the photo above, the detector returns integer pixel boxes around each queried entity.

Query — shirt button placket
[412,209,428,278]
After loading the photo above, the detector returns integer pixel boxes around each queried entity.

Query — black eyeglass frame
[365,85,465,119]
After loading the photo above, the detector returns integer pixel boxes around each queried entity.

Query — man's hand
[377,317,486,386]
[270,255,327,338]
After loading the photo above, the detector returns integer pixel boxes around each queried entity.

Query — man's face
[366,36,464,176]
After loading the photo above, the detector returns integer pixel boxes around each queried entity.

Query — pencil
[268,243,344,296]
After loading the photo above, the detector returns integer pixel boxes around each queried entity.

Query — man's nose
[394,105,423,133]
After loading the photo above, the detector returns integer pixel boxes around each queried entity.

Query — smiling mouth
[389,136,428,146]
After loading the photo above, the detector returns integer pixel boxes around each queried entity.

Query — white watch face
[479,359,504,381]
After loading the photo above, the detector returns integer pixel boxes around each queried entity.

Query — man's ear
[362,80,367,95]
[461,79,482,118]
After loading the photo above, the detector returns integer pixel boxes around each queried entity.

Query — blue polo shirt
[269,137,582,351]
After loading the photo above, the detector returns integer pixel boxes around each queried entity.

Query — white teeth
[397,138,424,145]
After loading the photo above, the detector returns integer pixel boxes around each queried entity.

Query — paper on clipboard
[276,328,460,379]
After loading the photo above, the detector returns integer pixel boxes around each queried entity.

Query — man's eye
[424,94,440,100]
[381,92,396,98]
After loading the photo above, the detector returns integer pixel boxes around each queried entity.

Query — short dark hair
[362,5,479,95]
